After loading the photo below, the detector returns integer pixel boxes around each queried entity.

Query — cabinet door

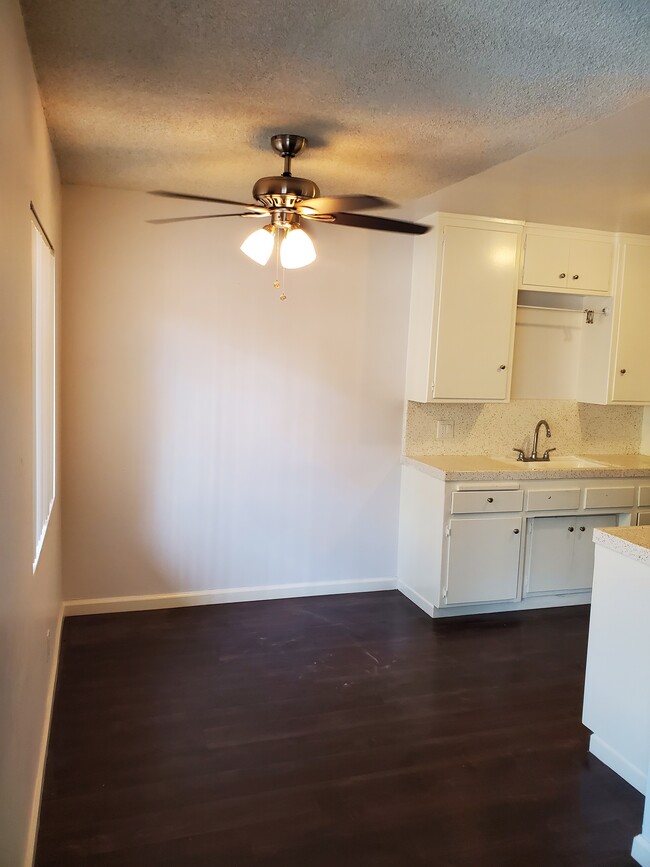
[525,516,575,594]
[568,238,613,295]
[433,225,519,401]
[572,515,618,591]
[445,517,522,605]
[522,233,570,289]
[526,514,617,594]
[612,243,650,403]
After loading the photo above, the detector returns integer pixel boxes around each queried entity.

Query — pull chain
[273,228,287,300]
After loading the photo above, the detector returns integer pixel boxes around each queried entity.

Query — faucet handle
[542,448,557,461]
[513,448,526,462]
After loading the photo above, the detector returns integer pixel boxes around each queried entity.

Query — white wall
[62,186,412,604]
[0,1,62,864]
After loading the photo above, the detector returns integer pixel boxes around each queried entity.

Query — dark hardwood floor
[36,592,643,866]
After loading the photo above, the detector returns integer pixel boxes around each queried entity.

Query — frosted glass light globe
[240,226,274,265]
[280,228,316,269]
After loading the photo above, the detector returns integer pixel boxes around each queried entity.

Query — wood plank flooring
[36,592,643,866]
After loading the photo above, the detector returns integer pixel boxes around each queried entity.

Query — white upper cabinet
[521,227,614,295]
[611,239,650,403]
[578,236,650,405]
[569,238,615,294]
[522,232,570,290]
[405,215,523,403]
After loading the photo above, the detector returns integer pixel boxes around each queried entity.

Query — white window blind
[32,214,56,570]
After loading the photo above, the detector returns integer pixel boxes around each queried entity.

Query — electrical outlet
[436,420,454,440]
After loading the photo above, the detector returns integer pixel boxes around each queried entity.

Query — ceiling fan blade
[148,213,256,225]
[301,213,336,222]
[297,194,395,215]
[150,190,267,213]
[327,212,430,235]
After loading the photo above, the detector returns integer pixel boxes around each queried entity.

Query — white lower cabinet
[525,514,617,595]
[446,517,522,605]
[397,465,649,618]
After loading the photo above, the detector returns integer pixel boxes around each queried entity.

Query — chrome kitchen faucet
[513,419,556,462]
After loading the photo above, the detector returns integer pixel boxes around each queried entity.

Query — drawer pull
[568,526,574,532]
[580,526,586,532]
[513,528,520,534]
[487,497,494,503]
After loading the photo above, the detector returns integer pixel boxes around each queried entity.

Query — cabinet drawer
[451,489,524,514]
[526,488,581,512]
[639,487,650,508]
[583,487,635,509]
[638,512,650,526]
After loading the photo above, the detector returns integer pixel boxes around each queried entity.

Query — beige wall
[0,1,62,865]
[62,186,412,603]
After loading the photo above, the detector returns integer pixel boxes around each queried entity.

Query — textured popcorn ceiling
[20,0,650,202]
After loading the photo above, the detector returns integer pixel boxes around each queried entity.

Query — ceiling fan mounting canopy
[270,133,307,160]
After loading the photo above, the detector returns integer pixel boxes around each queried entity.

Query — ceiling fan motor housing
[252,175,320,211]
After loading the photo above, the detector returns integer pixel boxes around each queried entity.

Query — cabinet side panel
[397,466,445,614]
[583,545,650,791]
[405,225,439,402]
[576,294,615,404]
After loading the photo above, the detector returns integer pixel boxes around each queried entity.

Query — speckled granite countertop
[402,454,650,482]
[593,526,650,566]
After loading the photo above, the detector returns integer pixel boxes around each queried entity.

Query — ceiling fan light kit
[150,133,429,274]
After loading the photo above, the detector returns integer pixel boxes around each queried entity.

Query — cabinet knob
[568,526,574,532]
[572,274,579,280]
[620,368,627,375]
[513,528,520,534]
[487,497,494,503]
[580,526,586,532]
[498,364,506,371]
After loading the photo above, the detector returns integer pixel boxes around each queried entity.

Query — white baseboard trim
[64,577,398,616]
[24,604,64,867]
[397,581,434,617]
[589,734,646,794]
[632,834,650,867]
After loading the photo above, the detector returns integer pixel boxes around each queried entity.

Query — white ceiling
[20,0,650,205]
[410,97,650,233]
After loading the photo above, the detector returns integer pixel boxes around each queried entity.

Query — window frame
[31,204,56,572]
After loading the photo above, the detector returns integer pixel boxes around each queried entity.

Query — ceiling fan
[149,134,430,270]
